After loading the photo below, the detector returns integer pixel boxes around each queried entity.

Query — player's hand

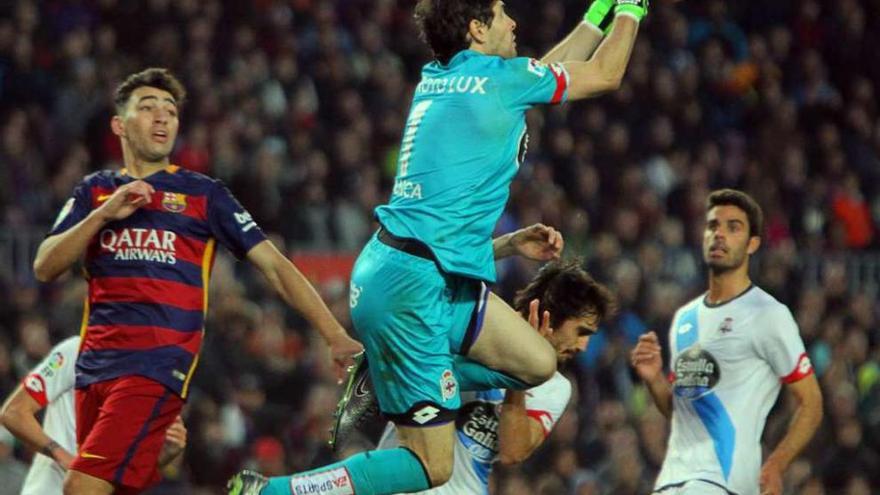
[329,333,365,384]
[96,180,155,222]
[528,299,553,338]
[158,415,187,466]
[509,223,564,261]
[630,331,664,382]
[759,460,784,495]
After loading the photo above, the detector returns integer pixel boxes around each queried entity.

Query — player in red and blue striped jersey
[33,67,363,495]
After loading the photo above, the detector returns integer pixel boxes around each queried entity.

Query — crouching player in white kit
[380,260,616,494]
[0,336,187,494]
[631,189,823,495]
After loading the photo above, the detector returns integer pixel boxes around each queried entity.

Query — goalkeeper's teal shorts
[349,230,488,424]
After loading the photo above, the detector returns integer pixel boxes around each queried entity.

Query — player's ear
[468,18,487,45]
[111,115,125,137]
[746,236,761,255]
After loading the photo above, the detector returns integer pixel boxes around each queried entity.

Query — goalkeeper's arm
[562,0,648,100]
[541,0,614,64]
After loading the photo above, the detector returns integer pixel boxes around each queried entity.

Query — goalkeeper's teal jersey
[375,50,569,282]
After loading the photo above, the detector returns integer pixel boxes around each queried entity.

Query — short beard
[706,255,746,275]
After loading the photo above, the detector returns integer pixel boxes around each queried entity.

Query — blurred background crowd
[0,0,878,493]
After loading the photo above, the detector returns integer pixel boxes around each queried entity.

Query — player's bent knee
[523,339,557,385]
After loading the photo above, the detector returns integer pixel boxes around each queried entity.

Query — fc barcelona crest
[162,192,187,213]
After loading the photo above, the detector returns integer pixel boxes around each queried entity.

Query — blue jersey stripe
[675,304,700,351]
[674,302,737,481]
[89,302,204,332]
[87,258,203,287]
[693,392,737,480]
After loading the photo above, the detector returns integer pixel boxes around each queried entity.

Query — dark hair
[414,0,496,64]
[706,189,764,238]
[513,259,617,329]
[113,67,186,114]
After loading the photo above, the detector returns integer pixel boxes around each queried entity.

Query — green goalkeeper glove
[583,0,615,33]
[615,0,649,22]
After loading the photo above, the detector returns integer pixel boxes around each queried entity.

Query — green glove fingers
[583,0,615,32]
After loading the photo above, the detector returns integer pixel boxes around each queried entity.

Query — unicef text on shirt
[392,179,423,200]
[416,76,489,95]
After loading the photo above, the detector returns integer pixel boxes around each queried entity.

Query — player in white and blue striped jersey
[631,189,823,495]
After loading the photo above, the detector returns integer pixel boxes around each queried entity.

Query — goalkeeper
[229,0,648,494]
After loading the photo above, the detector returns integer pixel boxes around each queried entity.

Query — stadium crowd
[0,0,878,493]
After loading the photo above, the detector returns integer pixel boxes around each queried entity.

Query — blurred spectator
[0,426,25,492]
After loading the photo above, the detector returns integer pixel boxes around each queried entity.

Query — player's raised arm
[540,0,613,64]
[493,223,564,260]
[33,180,154,282]
[562,0,646,100]
[498,300,554,465]
[631,331,673,418]
[0,385,75,470]
[245,240,363,380]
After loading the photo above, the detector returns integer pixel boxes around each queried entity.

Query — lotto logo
[24,374,48,405]
[798,355,812,374]
[528,410,553,434]
[412,405,440,425]
[25,375,44,393]
[783,353,814,384]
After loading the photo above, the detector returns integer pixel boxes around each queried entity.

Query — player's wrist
[493,233,516,258]
[41,439,61,458]
[614,0,648,22]
[644,370,666,387]
[90,205,113,225]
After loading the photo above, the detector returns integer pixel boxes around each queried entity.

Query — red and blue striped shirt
[49,166,266,397]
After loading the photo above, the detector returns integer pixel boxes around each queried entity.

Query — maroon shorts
[71,375,183,491]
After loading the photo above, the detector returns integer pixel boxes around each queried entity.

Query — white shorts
[654,479,735,495]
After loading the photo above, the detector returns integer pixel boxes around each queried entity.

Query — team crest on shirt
[672,346,721,399]
[527,58,547,77]
[161,192,187,213]
[718,317,734,335]
[440,369,458,401]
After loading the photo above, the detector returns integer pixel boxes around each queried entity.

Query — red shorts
[71,375,184,491]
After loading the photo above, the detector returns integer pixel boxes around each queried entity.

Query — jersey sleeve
[496,57,570,112]
[22,337,79,407]
[206,181,268,259]
[48,179,93,236]
[754,305,813,383]
[524,373,572,437]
